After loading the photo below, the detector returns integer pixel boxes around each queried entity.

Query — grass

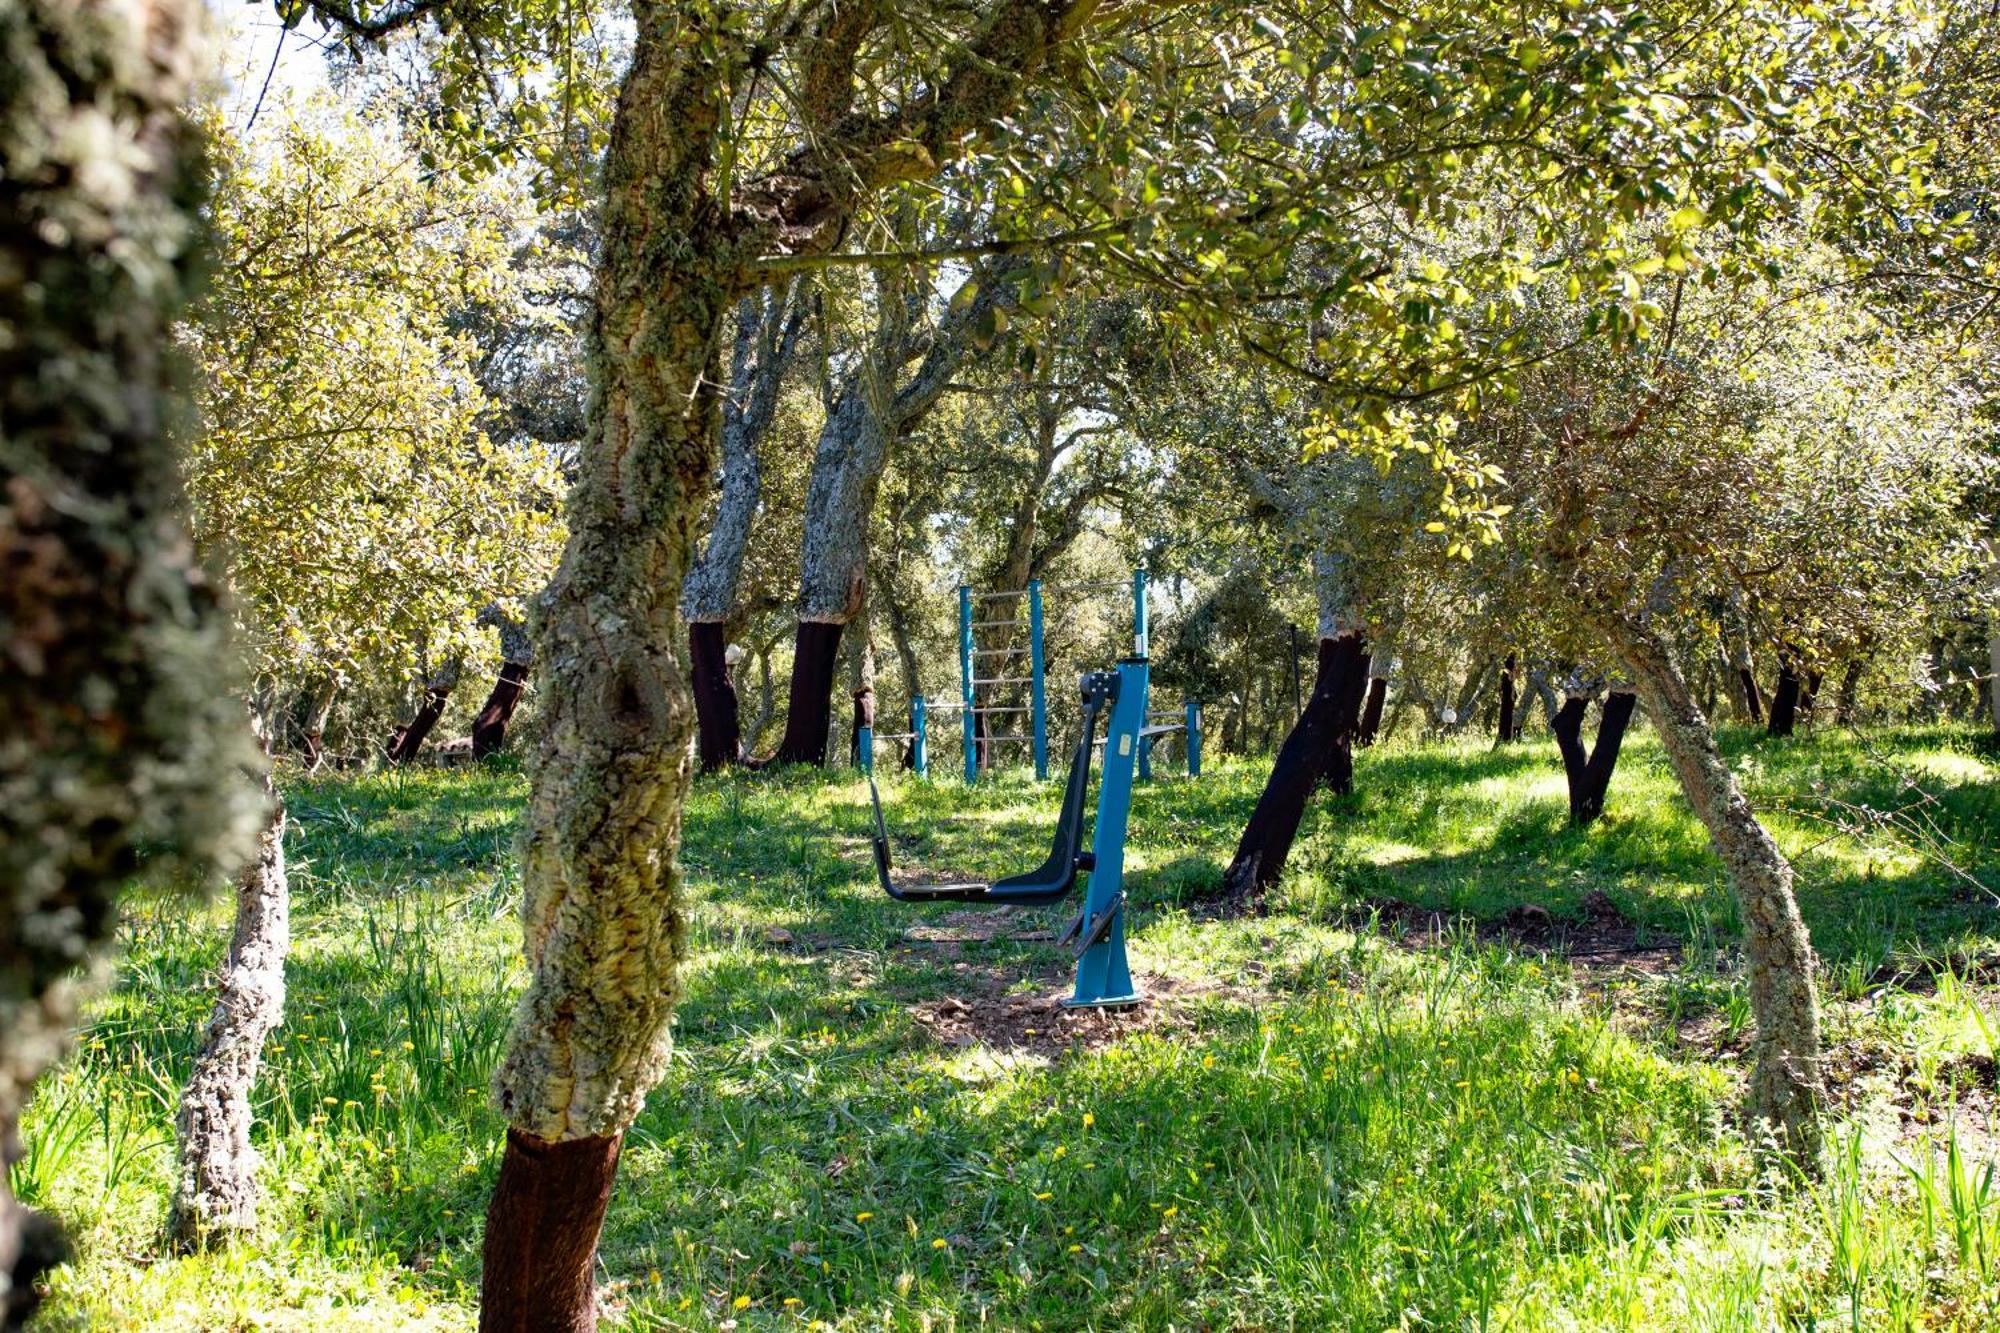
[19,723,2000,1330]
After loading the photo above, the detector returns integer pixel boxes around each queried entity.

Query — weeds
[19,724,2000,1330]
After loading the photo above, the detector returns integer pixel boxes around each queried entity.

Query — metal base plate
[1061,991,1143,1011]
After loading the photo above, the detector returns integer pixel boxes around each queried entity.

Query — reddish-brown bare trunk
[1221,633,1368,908]
[772,620,845,767]
[1737,667,1764,723]
[1496,654,1520,744]
[471,662,531,759]
[386,680,454,765]
[1767,658,1801,737]
[1356,676,1387,747]
[1550,691,1636,825]
[850,684,876,766]
[479,1129,622,1332]
[688,622,742,772]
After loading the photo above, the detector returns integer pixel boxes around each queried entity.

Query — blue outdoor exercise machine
[866,656,1150,1008]
[868,569,1200,787]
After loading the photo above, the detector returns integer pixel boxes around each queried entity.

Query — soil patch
[1352,889,1680,975]
[908,972,1219,1059]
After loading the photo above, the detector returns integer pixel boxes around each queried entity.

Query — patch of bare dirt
[908,972,1223,1059]
[1824,1040,2000,1158]
[901,907,1055,946]
[1351,889,1680,976]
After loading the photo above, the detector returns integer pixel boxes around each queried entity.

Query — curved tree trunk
[472,662,533,759]
[1606,617,1823,1163]
[170,777,288,1247]
[385,660,461,765]
[472,606,536,759]
[479,29,728,1326]
[1,1,259,1318]
[470,4,1104,1324]
[1221,555,1369,909]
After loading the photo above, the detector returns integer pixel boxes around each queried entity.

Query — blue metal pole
[1068,657,1146,1009]
[1132,567,1149,658]
[857,725,873,776]
[959,585,977,785]
[1185,699,1202,778]
[1029,580,1047,781]
[912,696,928,778]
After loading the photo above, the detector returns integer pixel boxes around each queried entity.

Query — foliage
[182,97,565,695]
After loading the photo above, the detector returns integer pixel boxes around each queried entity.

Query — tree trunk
[1988,616,2000,740]
[480,27,730,1326]
[1833,657,1863,728]
[682,288,805,770]
[688,622,742,771]
[297,677,338,771]
[772,620,848,766]
[744,640,779,754]
[1221,570,1370,911]
[472,662,533,759]
[170,779,288,1247]
[1221,634,1369,905]
[1357,676,1388,748]
[1496,653,1519,744]
[1605,618,1823,1163]
[1,1,260,1319]
[482,1129,623,1333]
[385,661,460,765]
[1549,689,1635,825]
[1767,655,1801,737]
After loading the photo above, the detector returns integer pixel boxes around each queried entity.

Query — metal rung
[971,676,1032,686]
[872,731,915,740]
[972,706,1031,714]
[971,648,1022,657]
[1139,724,1182,738]
[980,734,1032,743]
[970,620,1026,628]
[968,589,1028,602]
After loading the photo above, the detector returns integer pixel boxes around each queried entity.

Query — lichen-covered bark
[170,780,288,1247]
[682,287,805,625]
[1,0,259,1317]
[1605,617,1824,1163]
[775,266,1011,765]
[491,14,720,1158]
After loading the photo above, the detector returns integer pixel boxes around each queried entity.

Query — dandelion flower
[1034,1192,1051,1202]
[855,1211,874,1223]
[1081,1112,1094,1129]
[734,1295,752,1310]
[931,1238,948,1250]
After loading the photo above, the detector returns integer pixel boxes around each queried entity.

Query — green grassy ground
[20,724,2000,1331]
